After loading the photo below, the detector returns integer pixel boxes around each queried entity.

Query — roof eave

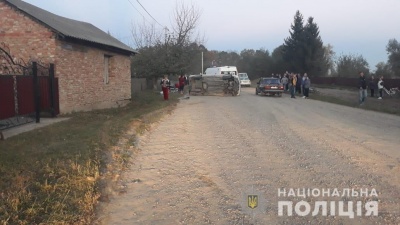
[60,36,137,56]
[4,0,138,56]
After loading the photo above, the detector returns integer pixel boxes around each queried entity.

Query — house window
[104,55,111,84]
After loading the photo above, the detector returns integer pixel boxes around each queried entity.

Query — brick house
[0,0,137,113]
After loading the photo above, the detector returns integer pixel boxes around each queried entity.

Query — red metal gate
[0,76,15,120]
[0,42,59,131]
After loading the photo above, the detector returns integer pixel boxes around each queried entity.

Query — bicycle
[383,87,400,98]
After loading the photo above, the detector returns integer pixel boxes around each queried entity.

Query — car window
[261,79,280,84]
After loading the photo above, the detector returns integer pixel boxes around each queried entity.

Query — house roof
[4,0,137,55]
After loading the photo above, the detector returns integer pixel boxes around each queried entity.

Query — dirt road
[99,88,400,225]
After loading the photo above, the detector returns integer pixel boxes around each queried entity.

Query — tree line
[130,3,400,81]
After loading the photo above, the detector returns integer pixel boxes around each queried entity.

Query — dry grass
[0,90,178,224]
[310,86,400,115]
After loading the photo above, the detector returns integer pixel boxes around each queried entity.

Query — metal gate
[0,42,59,131]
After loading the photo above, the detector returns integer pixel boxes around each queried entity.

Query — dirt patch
[97,89,400,224]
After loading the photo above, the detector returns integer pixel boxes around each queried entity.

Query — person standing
[377,76,384,100]
[281,74,288,92]
[160,75,170,100]
[302,74,311,99]
[178,75,185,94]
[369,76,376,97]
[301,73,307,95]
[296,73,302,94]
[289,73,297,98]
[358,72,367,105]
[184,74,189,85]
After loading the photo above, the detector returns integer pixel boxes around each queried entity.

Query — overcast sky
[22,0,400,71]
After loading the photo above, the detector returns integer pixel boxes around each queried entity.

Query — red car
[255,77,284,96]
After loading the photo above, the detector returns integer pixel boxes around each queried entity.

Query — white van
[204,66,238,76]
[238,73,251,86]
[203,66,241,96]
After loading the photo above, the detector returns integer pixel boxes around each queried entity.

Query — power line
[135,0,165,28]
[126,0,151,25]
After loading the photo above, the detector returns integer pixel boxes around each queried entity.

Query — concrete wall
[131,78,147,93]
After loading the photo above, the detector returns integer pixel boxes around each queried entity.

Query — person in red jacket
[178,75,185,94]
[160,75,170,100]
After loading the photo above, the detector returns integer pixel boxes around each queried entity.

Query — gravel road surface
[100,88,400,225]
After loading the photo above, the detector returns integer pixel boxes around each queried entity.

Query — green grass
[0,90,178,224]
[309,90,400,115]
[312,83,354,90]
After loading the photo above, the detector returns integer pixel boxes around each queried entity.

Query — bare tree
[170,1,203,47]
[130,1,205,87]
[131,21,164,49]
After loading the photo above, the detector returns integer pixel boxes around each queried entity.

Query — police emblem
[247,195,258,209]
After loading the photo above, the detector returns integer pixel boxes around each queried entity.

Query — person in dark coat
[296,73,302,94]
[369,76,376,97]
[358,72,367,105]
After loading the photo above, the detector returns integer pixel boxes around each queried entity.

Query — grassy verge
[312,83,354,90]
[0,90,178,224]
[309,90,400,115]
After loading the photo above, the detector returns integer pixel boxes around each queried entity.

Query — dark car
[255,77,284,96]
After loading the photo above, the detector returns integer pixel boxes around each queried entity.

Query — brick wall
[55,41,131,113]
[0,1,56,62]
[0,1,132,113]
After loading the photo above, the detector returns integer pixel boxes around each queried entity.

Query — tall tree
[282,11,331,77]
[386,39,400,77]
[282,10,305,73]
[336,54,369,77]
[270,45,287,75]
[217,51,240,67]
[303,17,329,76]
[236,49,272,79]
[237,49,255,77]
[374,62,394,78]
[253,49,272,78]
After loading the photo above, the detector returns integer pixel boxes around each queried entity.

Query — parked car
[255,77,284,96]
[239,73,251,86]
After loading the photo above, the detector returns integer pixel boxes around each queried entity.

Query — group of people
[280,72,311,99]
[160,74,188,100]
[359,72,385,105]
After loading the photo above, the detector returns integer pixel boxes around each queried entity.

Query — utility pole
[164,27,169,45]
[164,26,169,73]
[201,51,203,74]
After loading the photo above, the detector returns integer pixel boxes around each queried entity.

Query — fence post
[49,63,55,117]
[32,62,40,123]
